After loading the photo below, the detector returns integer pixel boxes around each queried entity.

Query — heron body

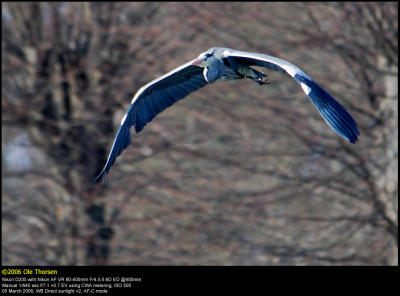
[95,47,359,182]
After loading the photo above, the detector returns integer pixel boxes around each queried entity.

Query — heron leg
[253,76,270,85]
[244,67,269,85]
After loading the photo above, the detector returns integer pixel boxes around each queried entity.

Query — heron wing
[223,49,359,144]
[95,59,208,182]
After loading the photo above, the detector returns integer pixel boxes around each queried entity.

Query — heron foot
[254,77,270,85]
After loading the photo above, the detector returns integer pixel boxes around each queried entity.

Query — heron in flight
[95,47,359,182]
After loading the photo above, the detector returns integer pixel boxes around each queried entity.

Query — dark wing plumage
[293,74,359,143]
[95,60,208,183]
[223,49,359,144]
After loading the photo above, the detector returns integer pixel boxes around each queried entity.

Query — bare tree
[3,2,168,265]
[3,2,397,265]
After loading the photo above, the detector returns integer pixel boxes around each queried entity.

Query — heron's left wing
[95,59,208,183]
[223,49,359,144]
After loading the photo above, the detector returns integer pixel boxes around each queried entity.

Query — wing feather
[224,49,359,143]
[95,60,208,182]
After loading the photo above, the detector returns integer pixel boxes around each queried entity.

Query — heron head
[191,49,215,67]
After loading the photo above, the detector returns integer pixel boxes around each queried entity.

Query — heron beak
[191,58,204,66]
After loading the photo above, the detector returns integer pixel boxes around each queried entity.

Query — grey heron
[95,47,359,182]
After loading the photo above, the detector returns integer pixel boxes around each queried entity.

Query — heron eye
[204,53,212,58]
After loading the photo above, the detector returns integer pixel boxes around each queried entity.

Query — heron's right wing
[95,59,208,183]
[223,49,359,144]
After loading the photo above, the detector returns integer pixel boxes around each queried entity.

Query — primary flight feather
[95,47,359,182]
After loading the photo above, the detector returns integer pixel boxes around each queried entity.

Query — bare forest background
[2,2,398,265]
